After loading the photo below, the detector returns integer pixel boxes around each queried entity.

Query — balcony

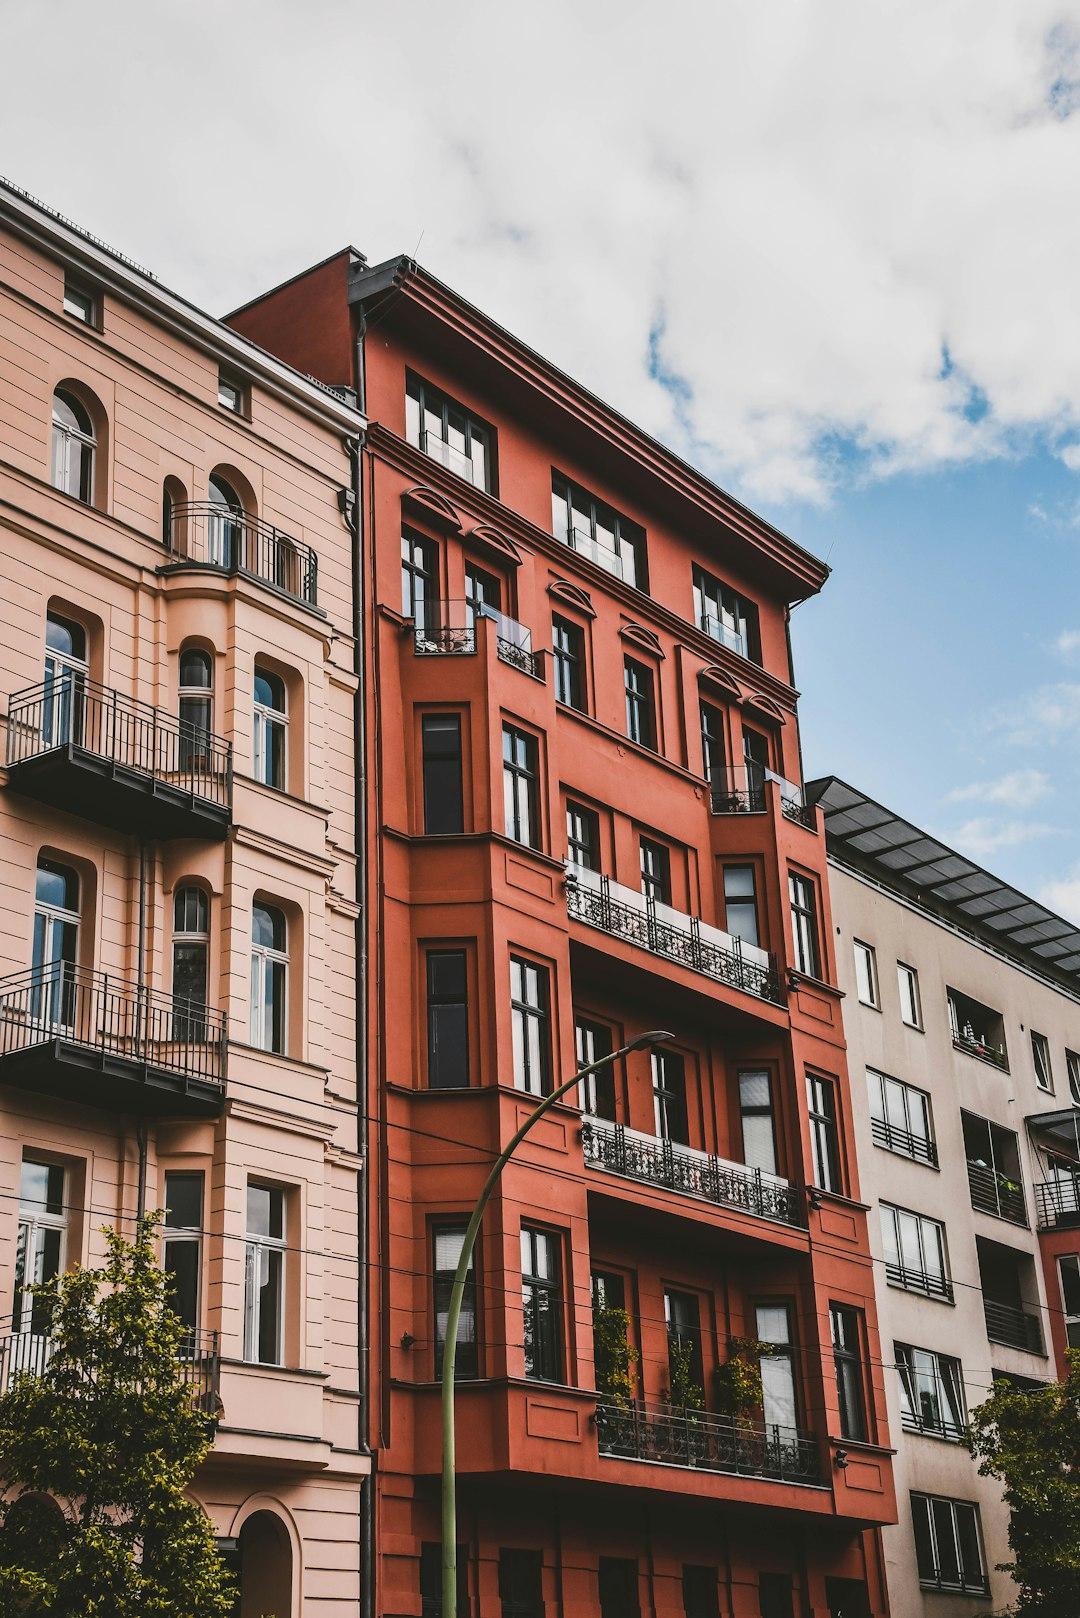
[581,1116,804,1228]
[412,600,543,679]
[698,611,749,660]
[420,430,485,489]
[166,503,318,607]
[884,1258,954,1304]
[983,1298,1044,1355]
[0,964,227,1116]
[565,865,784,1007]
[0,1322,220,1412]
[595,1400,820,1485]
[967,1159,1027,1225]
[1036,1175,1080,1230]
[710,765,816,830]
[870,1114,938,1167]
[948,989,1008,1070]
[5,678,231,839]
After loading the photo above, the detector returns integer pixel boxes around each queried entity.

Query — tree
[0,1216,235,1617]
[967,1350,1080,1616]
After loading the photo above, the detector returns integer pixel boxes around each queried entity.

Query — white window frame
[1032,1030,1054,1093]
[880,1201,951,1300]
[243,1186,287,1365]
[896,1342,967,1440]
[867,1068,935,1165]
[14,1160,67,1336]
[897,961,922,1028]
[253,669,287,790]
[853,940,878,1007]
[1068,1049,1080,1106]
[50,391,96,503]
[250,906,288,1054]
[912,1493,987,1595]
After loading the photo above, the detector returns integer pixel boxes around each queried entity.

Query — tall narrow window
[758,1573,794,1618]
[31,858,80,1030]
[42,610,88,748]
[503,725,540,848]
[465,560,503,631]
[699,700,726,785]
[911,1494,987,1595]
[743,727,771,805]
[421,714,464,834]
[521,1227,563,1382]
[576,1016,615,1119]
[178,647,213,772]
[825,1579,871,1618]
[623,658,656,750]
[551,615,585,709]
[830,1304,867,1441]
[207,473,242,569]
[1032,1031,1054,1093]
[692,565,757,660]
[551,472,645,588]
[426,949,469,1089]
[511,957,551,1096]
[665,1289,703,1403]
[682,1566,720,1618]
[739,1070,777,1174]
[420,1541,469,1618]
[407,373,493,491]
[250,902,287,1054]
[807,1073,841,1192]
[1068,1049,1080,1106]
[172,884,209,1042]
[433,1225,478,1377]
[402,531,438,631]
[253,666,287,789]
[755,1303,797,1430]
[639,837,672,905]
[598,1558,640,1618]
[652,1049,689,1144]
[13,1159,67,1338]
[853,941,878,1007]
[244,1184,286,1365]
[789,873,820,977]
[50,388,96,503]
[566,801,600,870]
[1058,1254,1080,1346]
[896,1343,966,1439]
[897,962,922,1028]
[499,1548,544,1618]
[163,1171,204,1345]
[722,864,760,949]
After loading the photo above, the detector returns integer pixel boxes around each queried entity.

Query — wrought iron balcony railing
[1036,1176,1080,1230]
[565,865,784,1006]
[966,1160,1027,1225]
[6,676,231,815]
[0,1321,220,1411]
[595,1400,820,1485]
[581,1116,804,1227]
[870,1114,938,1166]
[983,1298,1044,1355]
[167,503,318,607]
[412,600,542,678]
[884,1258,954,1304]
[951,1028,1009,1071]
[710,764,816,830]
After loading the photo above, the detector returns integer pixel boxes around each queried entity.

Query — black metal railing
[983,1298,1043,1355]
[0,963,227,1089]
[951,1029,1009,1071]
[1036,1177,1080,1230]
[884,1260,954,1304]
[581,1118,804,1227]
[0,1321,220,1409]
[870,1115,938,1167]
[167,503,318,606]
[412,601,542,678]
[6,676,231,810]
[967,1161,1027,1225]
[595,1400,820,1484]
[709,765,816,830]
[565,870,784,1005]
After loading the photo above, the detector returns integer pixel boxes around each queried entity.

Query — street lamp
[440,1027,675,1618]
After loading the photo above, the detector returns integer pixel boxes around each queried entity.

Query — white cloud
[1041,866,1080,923]
[1055,629,1080,656]
[6,5,1080,501]
[947,768,1051,808]
[951,818,1061,856]
[1059,443,1080,470]
[990,682,1080,743]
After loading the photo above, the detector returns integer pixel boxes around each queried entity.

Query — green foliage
[714,1337,770,1419]
[592,1304,638,1407]
[665,1335,704,1413]
[0,1216,234,1618]
[967,1350,1080,1616]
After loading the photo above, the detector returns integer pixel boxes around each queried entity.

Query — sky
[5,1,1080,913]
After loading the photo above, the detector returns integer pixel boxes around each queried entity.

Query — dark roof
[810,776,1080,994]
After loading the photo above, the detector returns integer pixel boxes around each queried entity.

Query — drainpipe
[136,838,149,1220]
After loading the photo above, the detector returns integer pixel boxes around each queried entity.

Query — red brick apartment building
[232,254,896,1618]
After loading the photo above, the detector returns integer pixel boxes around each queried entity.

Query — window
[499,1548,544,1618]
[961,1111,1025,1223]
[665,1289,704,1403]
[743,726,771,804]
[576,1016,615,1119]
[172,884,209,1041]
[503,725,540,848]
[897,961,922,1028]
[420,1541,469,1618]
[402,531,439,631]
[465,561,503,632]
[510,957,551,1096]
[699,700,726,786]
[422,714,464,834]
[163,1171,203,1342]
[551,471,645,588]
[947,987,1008,1069]
[598,1558,639,1618]
[639,837,671,905]
[206,472,243,568]
[178,646,213,771]
[50,387,95,503]
[1058,1254,1080,1346]
[896,1343,966,1440]
[911,1494,987,1595]
[739,1070,777,1175]
[521,1227,563,1382]
[566,802,600,871]
[788,873,820,978]
[1032,1030,1054,1092]
[217,372,245,414]
[880,1202,952,1301]
[63,274,97,324]
[243,1184,286,1365]
[755,1303,797,1430]
[42,609,88,748]
[426,950,469,1089]
[830,1304,867,1442]
[691,565,757,660]
[250,902,287,1054]
[806,1073,841,1193]
[722,864,760,949]
[757,1573,794,1618]
[253,666,287,790]
[853,940,878,1007]
[407,373,493,491]
[433,1225,478,1377]
[623,658,656,749]
[824,1579,870,1618]
[551,615,585,709]
[31,856,80,1033]
[867,1069,936,1165]
[652,1049,689,1144]
[1068,1049,1080,1105]
[13,1159,67,1337]
[682,1565,720,1618]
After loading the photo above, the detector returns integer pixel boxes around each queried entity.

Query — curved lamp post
[441,1027,674,1618]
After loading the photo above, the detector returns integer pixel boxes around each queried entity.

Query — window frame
[830,1303,868,1442]
[896,1341,967,1441]
[738,1068,778,1175]
[520,1224,564,1383]
[880,1200,953,1302]
[565,800,601,871]
[252,664,287,791]
[551,470,646,589]
[243,1182,287,1366]
[575,1014,617,1119]
[911,1492,988,1596]
[421,711,465,835]
[13,1158,68,1337]
[722,862,761,949]
[425,947,470,1090]
[250,901,288,1055]
[63,274,99,327]
[652,1047,690,1145]
[217,371,246,415]
[806,1072,842,1193]
[502,723,541,849]
[853,939,879,1008]
[691,563,758,662]
[639,836,672,906]
[551,613,586,711]
[402,530,439,631]
[623,656,657,750]
[163,1168,204,1341]
[50,387,96,504]
[1032,1030,1055,1093]
[510,955,552,1097]
[867,1068,936,1166]
[432,1222,479,1378]
[788,871,821,978]
[897,961,922,1029]
[406,370,496,493]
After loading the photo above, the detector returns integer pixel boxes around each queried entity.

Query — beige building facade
[0,179,367,1614]
[816,777,1080,1618]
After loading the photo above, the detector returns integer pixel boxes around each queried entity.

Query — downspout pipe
[136,839,148,1220]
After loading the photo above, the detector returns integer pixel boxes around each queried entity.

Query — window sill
[788,969,842,999]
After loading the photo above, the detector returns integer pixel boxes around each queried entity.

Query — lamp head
[628,1029,676,1051]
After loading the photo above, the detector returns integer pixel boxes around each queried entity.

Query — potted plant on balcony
[713,1337,774,1470]
[592,1302,639,1458]
[664,1337,706,1466]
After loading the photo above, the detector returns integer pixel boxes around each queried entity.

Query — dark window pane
[427,950,469,1089]
[683,1565,720,1618]
[499,1548,544,1618]
[423,714,464,834]
[599,1557,639,1618]
[758,1572,793,1618]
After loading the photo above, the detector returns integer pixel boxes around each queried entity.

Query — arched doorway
[238,1509,293,1617]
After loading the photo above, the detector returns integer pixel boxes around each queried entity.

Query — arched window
[172,884,209,1043]
[162,475,187,548]
[178,646,213,772]
[207,472,243,569]
[32,858,80,1030]
[42,610,88,747]
[237,1509,293,1617]
[50,388,96,503]
[253,666,287,790]
[250,902,287,1054]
